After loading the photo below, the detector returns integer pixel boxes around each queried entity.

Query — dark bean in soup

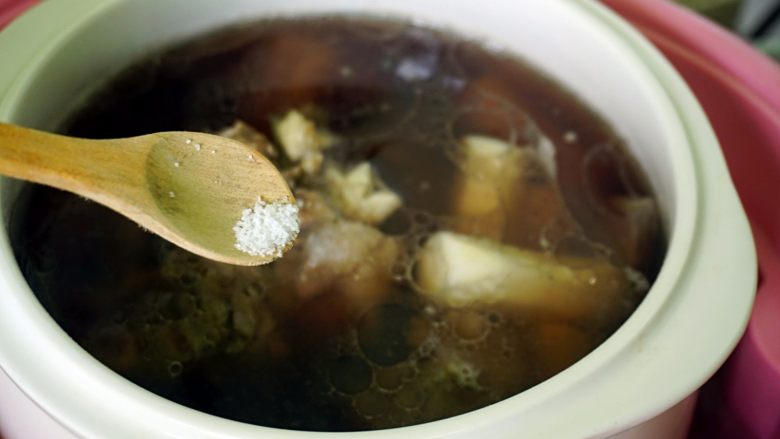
[10,17,664,431]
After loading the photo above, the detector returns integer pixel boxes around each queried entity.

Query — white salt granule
[233,200,300,258]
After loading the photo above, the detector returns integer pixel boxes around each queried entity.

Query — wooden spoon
[0,123,296,266]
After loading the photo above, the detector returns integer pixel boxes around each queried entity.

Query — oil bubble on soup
[10,17,664,432]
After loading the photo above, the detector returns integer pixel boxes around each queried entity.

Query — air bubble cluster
[313,298,532,427]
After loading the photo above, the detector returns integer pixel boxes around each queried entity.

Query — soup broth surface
[11,17,664,431]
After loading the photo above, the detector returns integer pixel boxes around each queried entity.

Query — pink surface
[606,0,780,117]
[604,1,780,438]
[0,0,36,30]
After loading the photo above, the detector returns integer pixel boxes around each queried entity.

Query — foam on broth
[10,17,664,431]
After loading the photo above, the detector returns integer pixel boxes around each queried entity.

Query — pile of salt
[233,200,300,258]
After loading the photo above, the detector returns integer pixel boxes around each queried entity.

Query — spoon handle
[0,122,145,203]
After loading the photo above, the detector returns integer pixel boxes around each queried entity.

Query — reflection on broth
[11,17,665,431]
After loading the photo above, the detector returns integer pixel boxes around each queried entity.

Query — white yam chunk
[271,109,339,178]
[325,162,402,225]
[272,110,320,161]
[535,134,557,178]
[415,231,627,319]
[452,136,521,238]
[452,136,525,240]
[459,135,525,182]
[453,135,572,246]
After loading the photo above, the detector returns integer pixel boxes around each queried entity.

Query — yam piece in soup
[10,17,665,431]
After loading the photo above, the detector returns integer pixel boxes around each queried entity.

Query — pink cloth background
[603,2,780,438]
[0,0,35,30]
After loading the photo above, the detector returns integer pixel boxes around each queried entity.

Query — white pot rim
[0,1,756,438]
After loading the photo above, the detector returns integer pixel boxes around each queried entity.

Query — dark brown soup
[11,17,664,431]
